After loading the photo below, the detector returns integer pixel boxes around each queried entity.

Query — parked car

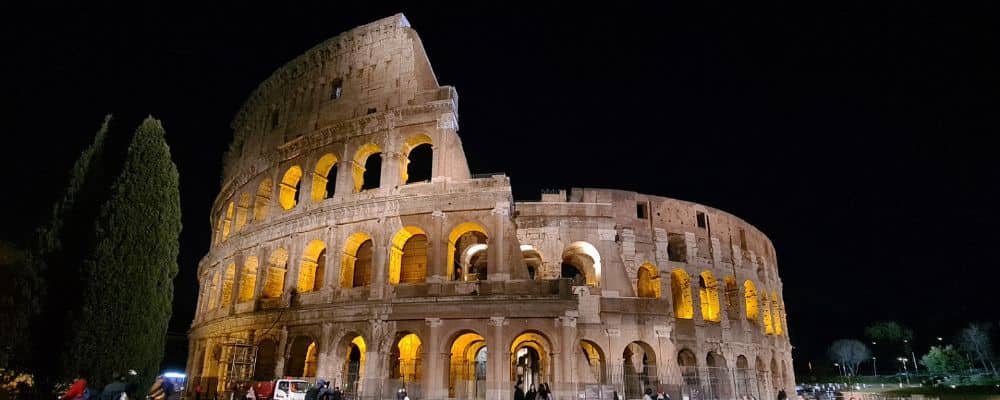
[251,379,310,400]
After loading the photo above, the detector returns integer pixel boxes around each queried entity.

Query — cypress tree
[70,116,181,388]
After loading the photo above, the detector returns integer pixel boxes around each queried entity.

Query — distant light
[949,385,956,389]
[163,372,186,379]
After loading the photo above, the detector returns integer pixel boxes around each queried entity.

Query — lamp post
[872,357,878,377]
[897,357,910,385]
[903,339,919,374]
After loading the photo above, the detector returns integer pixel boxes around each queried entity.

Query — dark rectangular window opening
[330,79,343,100]
[270,110,280,129]
[696,211,707,229]
[636,202,649,219]
[367,107,377,115]
[739,228,748,250]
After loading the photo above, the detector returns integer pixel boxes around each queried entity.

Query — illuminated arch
[762,292,774,334]
[400,133,433,184]
[297,240,327,293]
[288,336,317,377]
[520,245,543,280]
[311,153,338,202]
[352,143,382,192]
[390,333,422,382]
[699,271,721,322]
[447,222,488,281]
[510,331,552,390]
[744,280,759,322]
[580,340,607,384]
[772,291,783,335]
[278,165,303,210]
[235,193,251,232]
[462,244,489,281]
[340,335,366,394]
[254,178,272,221]
[207,270,220,309]
[637,263,661,298]
[671,269,694,319]
[724,276,739,317]
[449,331,487,398]
[220,263,236,306]
[221,202,234,241]
[561,241,601,286]
[340,233,373,288]
[262,248,288,298]
[388,226,428,284]
[238,256,258,302]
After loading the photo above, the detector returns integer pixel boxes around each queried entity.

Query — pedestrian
[100,373,129,400]
[246,385,255,400]
[395,387,405,400]
[777,389,788,400]
[526,384,536,400]
[195,384,204,400]
[643,387,654,400]
[61,376,88,400]
[330,386,342,400]
[515,381,525,400]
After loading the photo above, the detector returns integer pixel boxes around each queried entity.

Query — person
[401,388,410,400]
[656,390,670,400]
[395,387,405,400]
[195,385,204,400]
[514,381,525,400]
[306,383,320,400]
[61,377,89,400]
[147,376,170,400]
[526,384,536,400]
[777,390,788,400]
[643,387,654,400]
[100,373,129,400]
[612,390,620,400]
[245,385,255,400]
[329,386,342,400]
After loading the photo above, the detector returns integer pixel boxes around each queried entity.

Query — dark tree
[68,117,181,388]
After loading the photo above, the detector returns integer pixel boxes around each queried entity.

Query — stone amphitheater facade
[186,14,794,400]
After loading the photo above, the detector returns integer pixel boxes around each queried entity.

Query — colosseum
[186,14,794,400]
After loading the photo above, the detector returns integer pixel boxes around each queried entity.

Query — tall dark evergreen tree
[68,116,181,388]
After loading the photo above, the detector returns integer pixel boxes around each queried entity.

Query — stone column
[557,315,578,399]
[380,151,402,189]
[488,202,510,281]
[284,238,304,305]
[428,210,446,282]
[370,231,387,300]
[274,326,288,378]
[253,246,268,310]
[423,318,445,399]
[230,253,246,311]
[334,149,354,196]
[318,323,333,378]
[488,317,509,400]
[362,319,390,400]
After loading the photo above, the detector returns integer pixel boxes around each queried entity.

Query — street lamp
[834,363,843,377]
[872,357,878,377]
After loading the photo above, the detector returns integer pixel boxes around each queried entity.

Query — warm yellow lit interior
[254,178,272,222]
[744,280,759,322]
[340,232,373,288]
[238,256,258,302]
[311,153,338,202]
[297,240,327,293]
[352,143,382,192]
[389,226,428,284]
[447,222,488,281]
[278,165,303,210]
[671,269,694,319]
[637,263,661,298]
[699,271,721,322]
[262,247,288,298]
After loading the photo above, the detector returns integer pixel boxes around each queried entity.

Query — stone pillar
[335,149,354,196]
[362,319,390,400]
[428,210,447,282]
[370,231,387,300]
[275,326,288,378]
[557,315,578,399]
[488,202,510,281]
[318,323,333,378]
[488,317,509,400]
[230,253,246,311]
[423,318,445,399]
[380,151,402,189]
[284,238,304,305]
[253,246,268,310]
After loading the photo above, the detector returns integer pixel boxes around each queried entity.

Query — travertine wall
[187,14,794,400]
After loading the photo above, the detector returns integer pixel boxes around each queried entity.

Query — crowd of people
[58,372,177,400]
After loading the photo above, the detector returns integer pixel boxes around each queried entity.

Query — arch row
[664,267,787,336]
[211,133,437,245]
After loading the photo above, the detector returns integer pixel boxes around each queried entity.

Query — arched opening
[222,202,234,241]
[207,270,220,309]
[390,333,422,385]
[238,256,258,303]
[678,349,699,398]
[623,341,658,399]
[253,339,277,380]
[311,153,338,202]
[342,336,366,396]
[339,233,373,288]
[708,352,731,399]
[447,222,488,281]
[297,240,327,293]
[520,245,543,280]
[671,269,694,319]
[772,291,783,335]
[352,143,382,192]
[449,331,486,399]
[401,134,433,184]
[510,332,551,391]
[579,340,607,384]
[279,165,303,210]
[744,280,759,322]
[762,292,774,334]
[463,244,488,281]
[561,241,601,286]
[254,178,272,222]
[220,263,236,306]
[389,226,428,284]
[724,276,739,319]
[735,355,755,399]
[235,193,250,231]
[637,263,661,298]
[287,336,317,378]
[699,271,721,322]
[262,248,288,299]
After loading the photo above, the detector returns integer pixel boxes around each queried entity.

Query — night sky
[2,3,997,375]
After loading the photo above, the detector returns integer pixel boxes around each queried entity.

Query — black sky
[2,2,997,374]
